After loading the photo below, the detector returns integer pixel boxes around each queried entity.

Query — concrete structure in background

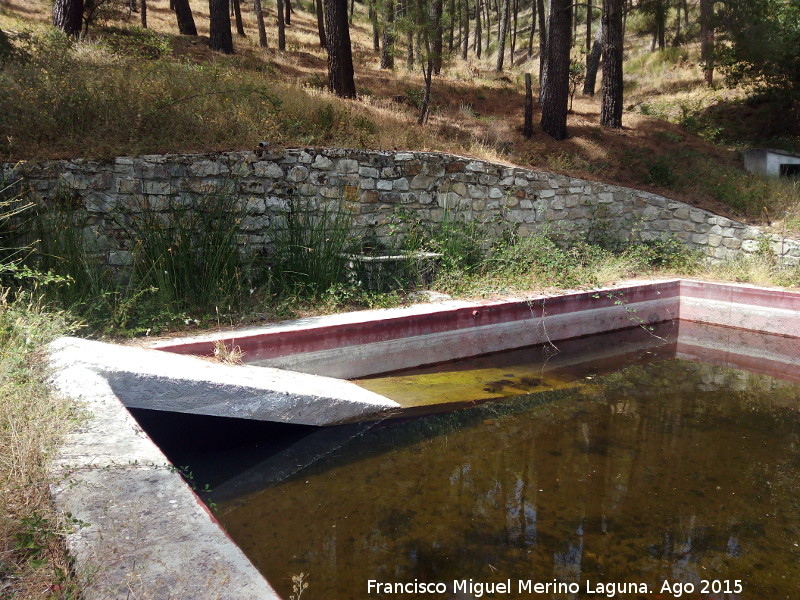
[744,148,800,177]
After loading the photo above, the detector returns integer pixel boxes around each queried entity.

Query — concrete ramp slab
[49,337,400,426]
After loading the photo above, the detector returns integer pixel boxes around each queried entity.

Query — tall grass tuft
[24,179,254,334]
[27,193,157,334]
[269,197,358,296]
[399,206,488,273]
[0,174,34,280]
[31,200,114,308]
[127,181,251,313]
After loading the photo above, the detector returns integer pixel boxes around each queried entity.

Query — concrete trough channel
[47,279,800,598]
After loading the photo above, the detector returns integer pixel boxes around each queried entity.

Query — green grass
[429,226,701,297]
[624,46,697,77]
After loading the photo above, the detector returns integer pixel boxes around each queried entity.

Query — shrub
[646,157,676,187]
[96,26,172,59]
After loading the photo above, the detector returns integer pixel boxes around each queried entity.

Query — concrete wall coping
[47,336,404,598]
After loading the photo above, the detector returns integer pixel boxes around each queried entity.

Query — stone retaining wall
[5,147,800,265]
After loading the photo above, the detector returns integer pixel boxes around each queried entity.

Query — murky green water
[215,350,800,599]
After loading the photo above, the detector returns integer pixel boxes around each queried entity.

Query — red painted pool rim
[150,279,800,376]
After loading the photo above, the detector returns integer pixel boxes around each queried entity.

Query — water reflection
[216,360,800,599]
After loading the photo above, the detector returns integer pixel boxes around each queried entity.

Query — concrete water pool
[48,279,800,599]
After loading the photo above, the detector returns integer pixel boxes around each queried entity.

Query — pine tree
[600,0,623,128]
[209,0,234,53]
[52,0,84,37]
[324,0,357,97]
[539,0,571,139]
[173,0,198,35]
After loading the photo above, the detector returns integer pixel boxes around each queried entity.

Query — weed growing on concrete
[213,339,244,365]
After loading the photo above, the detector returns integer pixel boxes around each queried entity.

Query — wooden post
[523,72,533,138]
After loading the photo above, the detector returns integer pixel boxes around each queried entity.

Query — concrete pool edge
[47,278,800,599]
[47,355,281,600]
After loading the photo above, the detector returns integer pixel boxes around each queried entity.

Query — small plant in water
[290,572,309,600]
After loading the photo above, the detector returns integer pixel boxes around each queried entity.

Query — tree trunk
[600,0,623,128]
[673,0,681,47]
[432,0,444,73]
[510,0,518,66]
[209,0,234,53]
[461,0,469,60]
[324,0,357,97]
[317,0,327,48]
[457,0,463,53]
[417,56,433,125]
[255,0,268,46]
[484,0,490,49]
[173,0,198,35]
[495,0,509,70]
[523,72,533,138]
[233,0,246,35]
[654,0,665,50]
[448,0,455,51]
[369,0,380,51]
[582,20,601,95]
[407,29,414,69]
[475,0,482,57]
[52,0,84,37]
[536,0,546,88]
[623,0,629,35]
[381,0,394,67]
[277,0,286,49]
[700,0,714,85]
[585,0,591,52]
[539,0,571,140]
[286,0,292,25]
[140,0,147,27]
[572,0,576,42]
[527,0,535,58]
